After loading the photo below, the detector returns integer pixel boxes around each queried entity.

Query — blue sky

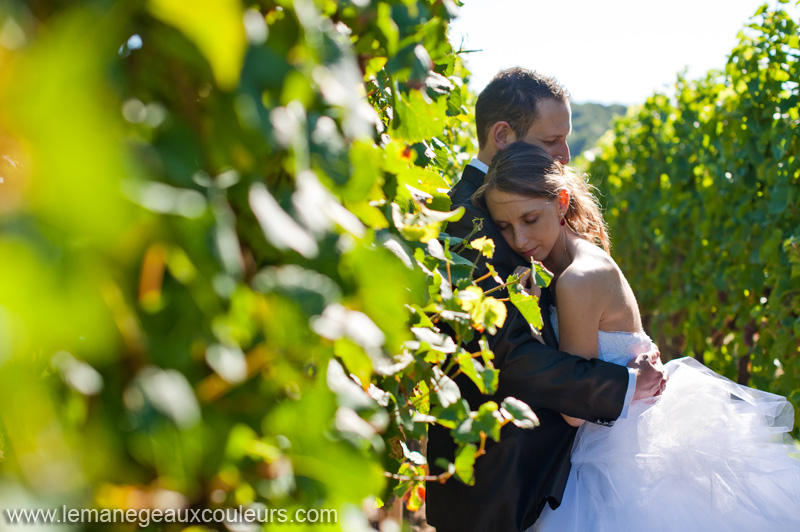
[449,0,799,105]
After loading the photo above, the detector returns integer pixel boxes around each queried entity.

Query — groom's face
[514,98,572,164]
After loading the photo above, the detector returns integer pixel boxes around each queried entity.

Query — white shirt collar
[468,157,489,174]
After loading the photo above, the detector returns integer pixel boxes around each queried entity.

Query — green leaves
[456,286,508,335]
[501,397,540,430]
[147,0,247,90]
[507,261,551,331]
[0,0,530,526]
[533,260,554,288]
[456,350,499,395]
[249,182,319,258]
[393,88,449,143]
[454,444,477,485]
[433,366,461,408]
[468,236,496,259]
[587,4,800,431]
[509,285,543,331]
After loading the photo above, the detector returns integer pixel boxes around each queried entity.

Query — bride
[474,142,800,531]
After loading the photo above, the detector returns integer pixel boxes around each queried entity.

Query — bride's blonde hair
[473,142,610,253]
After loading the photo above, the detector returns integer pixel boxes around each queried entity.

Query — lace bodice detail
[550,307,655,367]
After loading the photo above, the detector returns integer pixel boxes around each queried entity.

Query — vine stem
[483,279,517,296]
[383,470,453,483]
[451,218,483,254]
[476,432,488,456]
[473,270,493,284]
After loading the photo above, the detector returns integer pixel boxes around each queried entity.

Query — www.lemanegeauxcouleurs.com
[3,505,338,527]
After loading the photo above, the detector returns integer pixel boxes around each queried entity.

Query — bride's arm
[554,267,610,427]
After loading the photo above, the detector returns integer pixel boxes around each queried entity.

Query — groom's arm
[490,308,629,423]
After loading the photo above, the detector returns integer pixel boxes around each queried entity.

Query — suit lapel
[538,286,558,348]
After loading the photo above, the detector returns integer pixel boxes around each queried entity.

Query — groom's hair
[476,67,570,149]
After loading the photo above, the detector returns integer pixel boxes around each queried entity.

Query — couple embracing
[426,68,800,532]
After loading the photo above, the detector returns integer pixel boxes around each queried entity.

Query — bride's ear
[491,121,516,150]
[557,189,570,215]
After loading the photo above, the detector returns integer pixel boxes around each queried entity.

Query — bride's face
[486,189,563,264]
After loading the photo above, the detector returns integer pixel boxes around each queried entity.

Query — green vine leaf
[454,443,477,485]
[468,236,495,259]
[508,282,543,331]
[501,397,540,430]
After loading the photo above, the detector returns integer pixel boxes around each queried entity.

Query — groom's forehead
[526,100,572,132]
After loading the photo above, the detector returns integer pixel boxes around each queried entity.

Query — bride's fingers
[512,266,531,280]
[512,267,535,293]
[521,270,533,287]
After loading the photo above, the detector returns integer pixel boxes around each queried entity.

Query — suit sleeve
[491,309,628,423]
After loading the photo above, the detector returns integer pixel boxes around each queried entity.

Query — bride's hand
[512,266,541,298]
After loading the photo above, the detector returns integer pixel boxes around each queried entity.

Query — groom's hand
[628,349,669,401]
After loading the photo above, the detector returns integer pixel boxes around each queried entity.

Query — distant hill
[570,102,627,159]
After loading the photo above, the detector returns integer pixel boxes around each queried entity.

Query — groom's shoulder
[449,164,485,205]
[445,199,489,241]
[449,180,478,207]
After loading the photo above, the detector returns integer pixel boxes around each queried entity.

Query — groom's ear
[491,121,516,150]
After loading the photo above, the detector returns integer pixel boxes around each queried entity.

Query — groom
[426,68,667,532]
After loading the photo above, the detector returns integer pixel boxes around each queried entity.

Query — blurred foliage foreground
[0,0,542,530]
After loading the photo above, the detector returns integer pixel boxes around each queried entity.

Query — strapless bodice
[550,307,655,366]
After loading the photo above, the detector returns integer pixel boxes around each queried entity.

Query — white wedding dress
[531,310,800,532]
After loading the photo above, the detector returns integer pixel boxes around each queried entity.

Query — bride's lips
[520,247,537,259]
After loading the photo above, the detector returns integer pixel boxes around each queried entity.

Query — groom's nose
[552,141,570,164]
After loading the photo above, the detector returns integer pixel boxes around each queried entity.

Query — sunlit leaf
[205,344,248,384]
[148,0,247,90]
[456,351,498,394]
[469,236,495,259]
[454,443,476,485]
[249,182,319,258]
[473,401,502,442]
[433,366,460,408]
[131,367,201,428]
[392,89,448,143]
[326,358,374,411]
[533,260,554,287]
[501,397,540,430]
[509,284,543,331]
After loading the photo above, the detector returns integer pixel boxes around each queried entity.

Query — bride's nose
[514,229,530,251]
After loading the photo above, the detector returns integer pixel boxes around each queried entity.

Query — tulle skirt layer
[533,357,800,532]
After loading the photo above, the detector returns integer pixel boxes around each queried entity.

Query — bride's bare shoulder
[557,239,642,332]
[555,242,624,314]
[563,242,618,281]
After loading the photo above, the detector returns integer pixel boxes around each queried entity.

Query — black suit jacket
[449,163,487,207]
[426,164,630,532]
